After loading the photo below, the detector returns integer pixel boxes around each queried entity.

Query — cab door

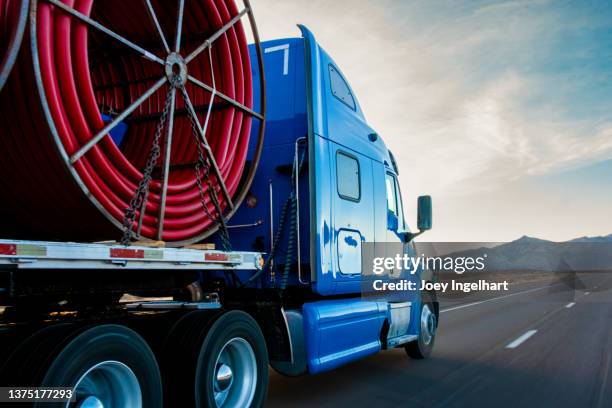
[385,172,405,278]
[385,172,420,304]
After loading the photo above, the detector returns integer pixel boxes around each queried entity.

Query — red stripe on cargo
[0,0,263,246]
[205,253,229,262]
[110,248,144,259]
[0,244,17,255]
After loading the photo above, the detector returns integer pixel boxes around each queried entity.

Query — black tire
[161,310,223,406]
[195,310,269,408]
[0,323,77,388]
[405,292,438,359]
[36,324,162,408]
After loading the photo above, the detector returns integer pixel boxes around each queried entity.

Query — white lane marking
[440,285,549,313]
[565,302,575,308]
[585,292,590,295]
[506,330,538,349]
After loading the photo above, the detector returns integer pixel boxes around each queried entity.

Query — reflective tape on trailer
[0,239,263,270]
[0,243,47,257]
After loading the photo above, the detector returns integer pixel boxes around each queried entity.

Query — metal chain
[120,77,178,246]
[178,85,232,251]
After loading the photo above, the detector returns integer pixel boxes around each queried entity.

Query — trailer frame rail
[0,240,263,271]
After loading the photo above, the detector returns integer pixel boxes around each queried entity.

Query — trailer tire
[37,324,162,408]
[405,292,437,359]
[0,323,76,386]
[195,310,269,408]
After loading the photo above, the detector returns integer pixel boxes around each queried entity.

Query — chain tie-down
[121,75,231,251]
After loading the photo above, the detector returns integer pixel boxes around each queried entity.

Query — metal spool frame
[0,0,29,91]
[23,0,266,246]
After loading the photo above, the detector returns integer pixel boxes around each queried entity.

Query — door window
[385,174,397,215]
[386,173,405,230]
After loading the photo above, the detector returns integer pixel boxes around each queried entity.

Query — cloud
[248,0,612,240]
[250,0,612,190]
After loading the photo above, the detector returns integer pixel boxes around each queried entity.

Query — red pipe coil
[0,0,265,245]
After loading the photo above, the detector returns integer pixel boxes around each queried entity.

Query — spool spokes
[33,0,266,244]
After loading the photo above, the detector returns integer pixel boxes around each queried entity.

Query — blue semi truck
[0,27,436,408]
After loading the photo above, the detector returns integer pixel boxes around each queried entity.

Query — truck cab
[227,26,437,374]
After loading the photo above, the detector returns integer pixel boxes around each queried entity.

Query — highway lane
[266,272,612,407]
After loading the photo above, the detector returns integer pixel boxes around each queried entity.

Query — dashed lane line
[506,330,538,349]
[440,285,551,314]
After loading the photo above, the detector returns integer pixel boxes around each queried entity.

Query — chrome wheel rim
[213,337,257,407]
[420,304,437,346]
[70,360,142,408]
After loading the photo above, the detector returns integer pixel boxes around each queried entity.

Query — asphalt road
[266,272,612,407]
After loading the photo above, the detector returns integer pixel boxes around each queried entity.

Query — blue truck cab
[215,26,437,375]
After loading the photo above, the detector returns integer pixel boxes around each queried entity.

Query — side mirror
[401,196,432,243]
[417,195,432,231]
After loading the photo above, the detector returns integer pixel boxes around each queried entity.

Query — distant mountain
[567,234,612,243]
[439,234,612,272]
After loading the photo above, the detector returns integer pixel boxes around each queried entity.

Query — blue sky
[251,0,612,241]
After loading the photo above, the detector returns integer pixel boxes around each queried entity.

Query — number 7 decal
[264,44,289,76]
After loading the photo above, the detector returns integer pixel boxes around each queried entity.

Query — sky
[249,0,612,242]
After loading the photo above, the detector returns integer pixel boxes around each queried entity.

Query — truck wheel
[37,324,162,408]
[405,293,437,359]
[0,323,77,386]
[195,310,269,408]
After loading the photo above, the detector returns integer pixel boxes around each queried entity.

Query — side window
[385,174,397,215]
[395,178,405,229]
[329,65,356,110]
[337,152,360,201]
[386,173,405,229]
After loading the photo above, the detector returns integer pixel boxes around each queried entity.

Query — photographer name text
[372,279,509,293]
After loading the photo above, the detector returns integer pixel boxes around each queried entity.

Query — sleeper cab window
[329,65,356,111]
[336,152,360,201]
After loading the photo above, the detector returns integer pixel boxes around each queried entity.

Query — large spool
[0,0,265,246]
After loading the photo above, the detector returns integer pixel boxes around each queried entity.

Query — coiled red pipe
[0,0,264,245]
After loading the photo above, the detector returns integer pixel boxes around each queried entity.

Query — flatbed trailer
[0,239,278,408]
